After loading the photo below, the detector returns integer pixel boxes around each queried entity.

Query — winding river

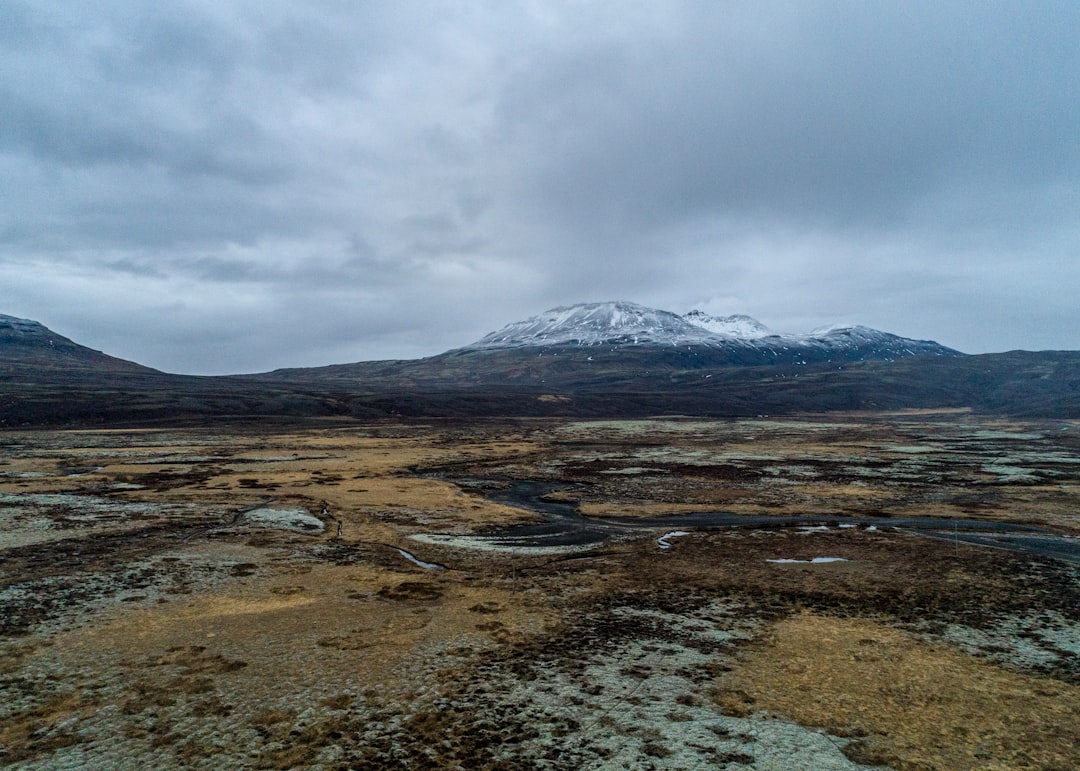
[451,479,1080,564]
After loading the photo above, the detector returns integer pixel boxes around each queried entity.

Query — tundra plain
[2,412,1079,770]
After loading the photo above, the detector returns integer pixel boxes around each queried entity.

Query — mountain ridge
[460,301,960,363]
[3,308,1078,426]
[0,313,159,377]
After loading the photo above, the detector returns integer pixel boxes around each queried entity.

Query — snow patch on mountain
[463,301,960,360]
[810,322,861,335]
[468,301,722,349]
[683,310,773,338]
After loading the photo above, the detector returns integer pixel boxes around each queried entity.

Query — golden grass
[716,613,1080,770]
[44,556,553,713]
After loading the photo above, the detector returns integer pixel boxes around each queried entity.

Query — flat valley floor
[2,412,1079,769]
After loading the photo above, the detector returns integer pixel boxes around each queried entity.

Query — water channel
[456,479,1080,564]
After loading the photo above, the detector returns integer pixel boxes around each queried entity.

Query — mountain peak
[0,314,50,337]
[462,301,961,362]
[466,301,720,349]
[1,313,159,376]
[683,310,773,338]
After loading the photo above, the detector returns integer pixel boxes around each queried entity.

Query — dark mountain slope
[2,311,1077,426]
[0,315,348,427]
[318,350,1080,420]
[1,314,159,381]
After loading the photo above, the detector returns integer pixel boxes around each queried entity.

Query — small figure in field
[318,499,341,537]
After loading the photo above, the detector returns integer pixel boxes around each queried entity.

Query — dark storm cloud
[2,1,1078,373]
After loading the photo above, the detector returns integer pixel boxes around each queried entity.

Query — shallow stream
[446,478,1080,563]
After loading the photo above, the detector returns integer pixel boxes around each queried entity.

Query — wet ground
[1,413,1079,768]
[451,479,1080,563]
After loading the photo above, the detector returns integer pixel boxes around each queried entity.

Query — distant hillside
[2,310,1078,426]
[0,314,344,426]
[0,314,159,380]
[253,349,1078,420]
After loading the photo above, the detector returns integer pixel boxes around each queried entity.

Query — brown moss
[251,708,294,726]
[376,581,444,602]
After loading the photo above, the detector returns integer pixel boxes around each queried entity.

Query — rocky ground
[1,413,1078,769]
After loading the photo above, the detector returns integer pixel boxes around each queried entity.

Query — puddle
[657,531,691,549]
[396,548,445,570]
[410,532,602,556]
[767,557,849,564]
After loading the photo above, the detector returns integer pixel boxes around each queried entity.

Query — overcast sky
[3,1,1078,374]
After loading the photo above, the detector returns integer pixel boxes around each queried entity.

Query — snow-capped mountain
[462,301,960,362]
[467,302,721,349]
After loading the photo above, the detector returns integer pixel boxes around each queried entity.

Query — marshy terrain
[2,412,1078,769]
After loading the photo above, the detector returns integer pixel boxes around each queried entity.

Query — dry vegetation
[1,413,1078,769]
[715,613,1080,770]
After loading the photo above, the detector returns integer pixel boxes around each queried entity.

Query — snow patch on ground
[243,508,325,532]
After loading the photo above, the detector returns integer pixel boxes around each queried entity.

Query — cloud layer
[3,1,1078,373]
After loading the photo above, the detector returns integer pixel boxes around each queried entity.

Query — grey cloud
[1,1,1078,372]
[101,258,167,279]
[500,3,1080,236]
